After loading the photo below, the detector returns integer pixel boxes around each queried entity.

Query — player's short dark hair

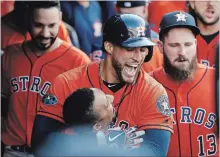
[63,88,99,126]
[27,0,60,20]
[27,0,60,10]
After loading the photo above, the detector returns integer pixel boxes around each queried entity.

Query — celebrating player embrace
[32,14,174,156]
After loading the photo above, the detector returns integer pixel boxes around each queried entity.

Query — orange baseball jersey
[197,33,219,67]
[1,41,91,146]
[151,64,219,157]
[38,62,173,133]
[148,1,187,33]
[1,21,72,49]
[142,39,163,73]
[1,0,15,17]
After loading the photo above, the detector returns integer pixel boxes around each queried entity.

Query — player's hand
[96,131,107,145]
[106,126,145,150]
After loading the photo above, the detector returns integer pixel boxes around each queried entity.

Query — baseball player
[151,11,219,156]
[33,14,173,156]
[34,88,145,156]
[115,1,163,73]
[188,1,219,67]
[1,1,90,156]
[1,1,72,50]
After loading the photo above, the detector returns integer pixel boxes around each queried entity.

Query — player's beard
[32,34,58,51]
[195,9,219,26]
[163,53,197,82]
[112,57,124,83]
[112,56,141,84]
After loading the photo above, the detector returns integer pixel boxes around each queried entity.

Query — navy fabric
[133,129,171,156]
[61,1,105,60]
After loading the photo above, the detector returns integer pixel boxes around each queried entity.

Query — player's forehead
[32,7,60,23]
[91,88,107,105]
[165,28,196,42]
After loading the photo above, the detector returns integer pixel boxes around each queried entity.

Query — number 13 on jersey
[197,134,217,156]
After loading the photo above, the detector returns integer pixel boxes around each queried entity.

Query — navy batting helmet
[159,11,200,40]
[102,14,156,62]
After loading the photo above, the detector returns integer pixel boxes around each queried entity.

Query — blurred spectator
[1,0,15,17]
[64,22,80,48]
[1,1,73,50]
[99,1,116,23]
[115,1,163,73]
[188,1,219,67]
[61,1,105,61]
[148,1,187,33]
[116,1,159,39]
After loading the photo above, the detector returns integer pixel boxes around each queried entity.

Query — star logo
[136,26,145,37]
[175,12,188,22]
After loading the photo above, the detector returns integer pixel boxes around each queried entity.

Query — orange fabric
[151,64,219,156]
[1,21,72,49]
[38,62,173,133]
[148,1,187,33]
[142,39,163,73]
[197,33,219,67]
[1,41,91,146]
[1,1,15,17]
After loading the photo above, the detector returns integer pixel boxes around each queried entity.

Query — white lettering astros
[10,76,51,97]
[170,107,216,129]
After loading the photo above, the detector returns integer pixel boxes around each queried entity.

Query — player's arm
[137,84,173,156]
[133,129,170,156]
[32,73,72,152]
[31,115,65,153]
[1,52,11,118]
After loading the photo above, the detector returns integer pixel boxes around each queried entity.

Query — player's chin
[38,43,51,50]
[122,75,136,84]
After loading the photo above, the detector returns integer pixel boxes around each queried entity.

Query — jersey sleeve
[1,52,11,99]
[138,84,174,133]
[37,73,73,123]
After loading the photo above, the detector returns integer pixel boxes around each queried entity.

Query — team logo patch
[156,95,171,116]
[42,94,58,105]
[175,12,188,22]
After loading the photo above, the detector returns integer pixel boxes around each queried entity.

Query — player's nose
[132,48,142,61]
[41,27,50,38]
[178,46,187,56]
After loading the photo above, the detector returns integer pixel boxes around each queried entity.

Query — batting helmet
[159,11,200,40]
[102,14,156,62]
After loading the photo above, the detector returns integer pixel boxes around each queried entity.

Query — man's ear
[93,123,102,132]
[59,11,62,22]
[104,41,113,54]
[157,40,164,54]
[189,1,195,10]
[195,38,197,46]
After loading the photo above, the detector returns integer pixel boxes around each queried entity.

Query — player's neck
[197,19,220,35]
[100,59,120,83]
[32,38,62,57]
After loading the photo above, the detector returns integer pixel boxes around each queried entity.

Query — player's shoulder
[57,62,93,84]
[3,42,24,56]
[197,63,215,77]
[139,68,164,90]
[61,41,90,61]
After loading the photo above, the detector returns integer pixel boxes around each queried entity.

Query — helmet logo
[137,26,145,37]
[127,26,146,38]
[175,12,188,22]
